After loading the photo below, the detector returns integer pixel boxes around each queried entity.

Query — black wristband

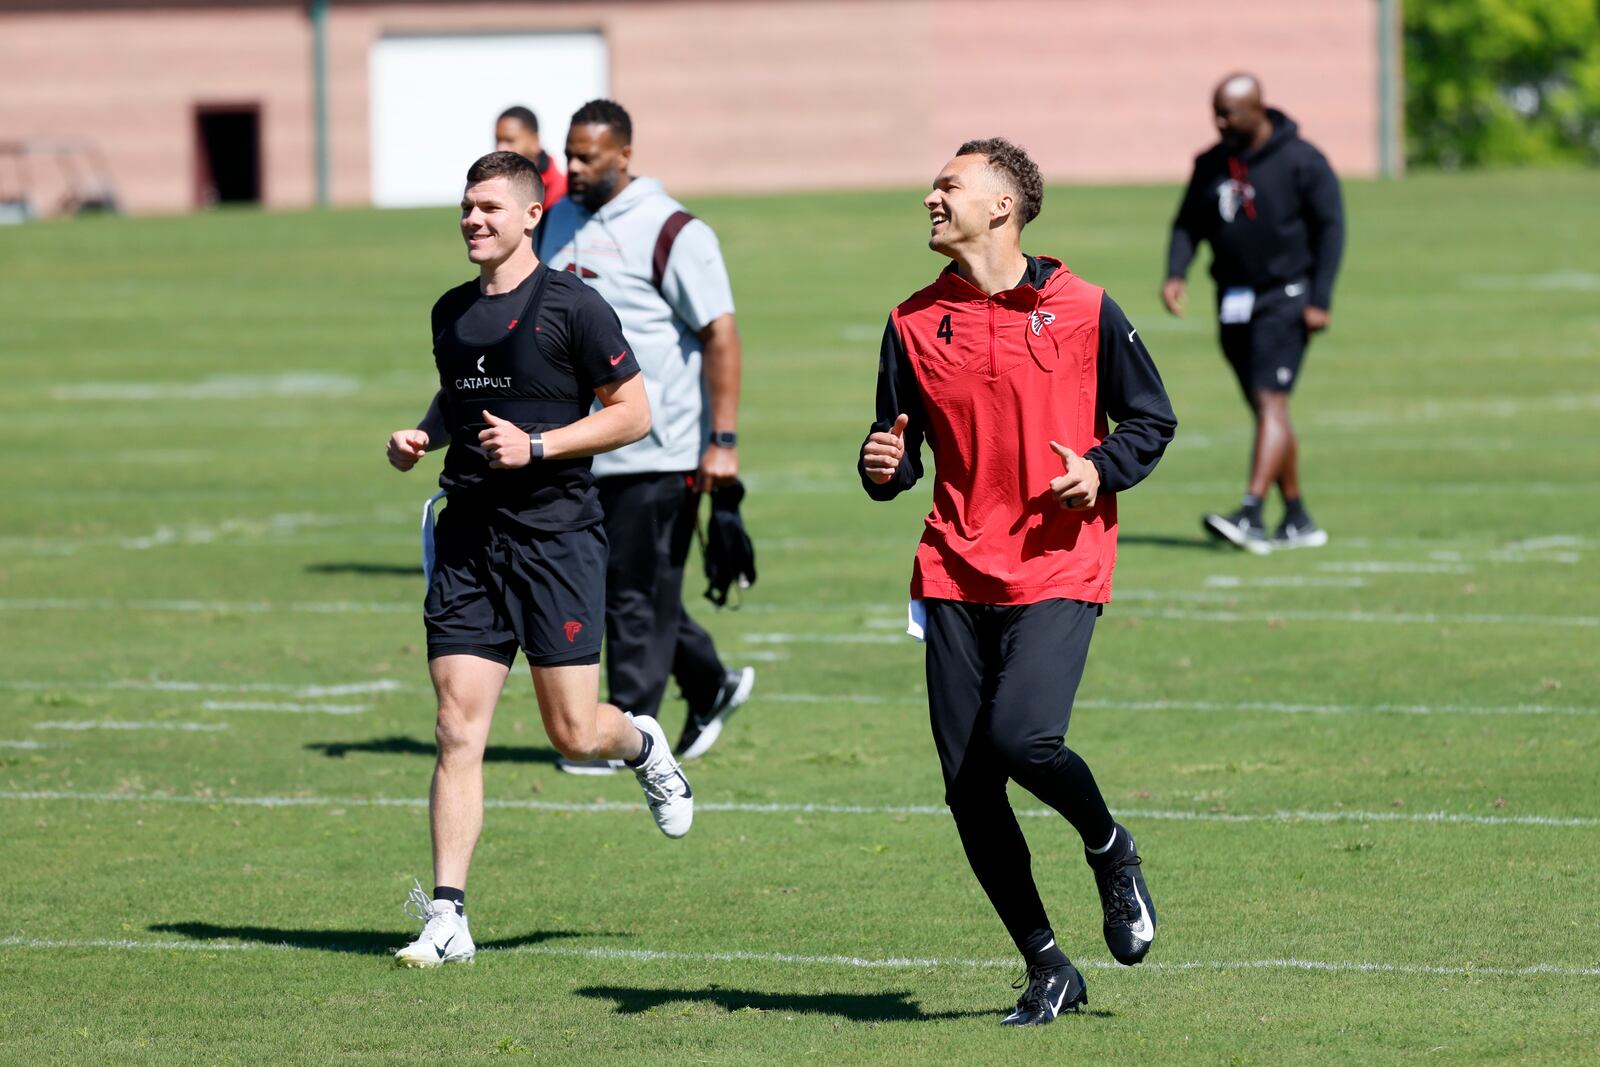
[528,432,544,460]
[709,430,738,448]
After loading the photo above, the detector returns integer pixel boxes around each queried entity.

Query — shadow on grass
[305,735,561,765]
[149,922,614,955]
[575,984,998,1023]
[305,562,421,577]
[1117,533,1219,552]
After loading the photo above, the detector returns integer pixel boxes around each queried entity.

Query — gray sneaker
[1273,516,1329,549]
[1202,509,1272,555]
[675,667,756,760]
[555,756,623,776]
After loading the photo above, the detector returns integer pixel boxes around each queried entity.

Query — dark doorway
[194,105,261,207]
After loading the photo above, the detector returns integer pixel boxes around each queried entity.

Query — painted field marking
[0,936,1595,980]
[200,702,369,715]
[0,679,405,697]
[1205,575,1368,589]
[52,373,361,402]
[0,598,413,615]
[1122,607,1598,628]
[1318,561,1473,575]
[743,602,1600,640]
[763,693,1599,718]
[0,790,1592,828]
[0,741,47,749]
[31,722,229,733]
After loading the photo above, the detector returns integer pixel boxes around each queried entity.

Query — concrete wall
[0,0,1381,215]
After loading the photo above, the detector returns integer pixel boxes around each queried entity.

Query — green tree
[1406,0,1600,166]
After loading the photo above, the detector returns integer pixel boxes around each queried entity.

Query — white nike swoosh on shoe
[1049,983,1067,1017]
[1130,889,1154,943]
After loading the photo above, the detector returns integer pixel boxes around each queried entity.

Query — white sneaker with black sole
[393,879,475,968]
[676,667,756,760]
[1202,509,1272,555]
[629,713,693,838]
[1273,516,1329,549]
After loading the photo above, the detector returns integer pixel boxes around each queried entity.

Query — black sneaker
[675,667,755,760]
[1087,823,1156,966]
[999,962,1087,1026]
[1272,515,1329,549]
[1202,508,1272,555]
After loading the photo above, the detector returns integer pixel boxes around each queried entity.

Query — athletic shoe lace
[1097,853,1143,926]
[1011,967,1052,1014]
[401,878,453,939]
[638,757,687,806]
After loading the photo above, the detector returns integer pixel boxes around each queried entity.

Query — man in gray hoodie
[539,99,754,770]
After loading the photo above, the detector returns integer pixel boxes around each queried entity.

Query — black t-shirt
[431,264,639,531]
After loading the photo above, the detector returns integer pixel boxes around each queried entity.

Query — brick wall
[0,0,1381,215]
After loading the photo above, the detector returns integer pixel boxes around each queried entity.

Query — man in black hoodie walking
[1163,73,1344,553]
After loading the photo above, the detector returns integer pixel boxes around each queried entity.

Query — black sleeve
[1165,162,1207,280]
[1301,148,1345,310]
[569,283,641,392]
[1083,295,1177,494]
[858,315,928,501]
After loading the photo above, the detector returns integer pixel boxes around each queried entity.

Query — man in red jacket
[859,139,1177,1026]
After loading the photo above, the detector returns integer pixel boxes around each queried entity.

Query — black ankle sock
[1024,932,1070,971]
[1283,495,1309,524]
[1240,494,1264,523]
[623,725,653,768]
[433,886,465,916]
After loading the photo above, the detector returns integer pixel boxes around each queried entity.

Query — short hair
[465,150,545,207]
[570,99,633,144]
[955,137,1043,228]
[497,105,538,133]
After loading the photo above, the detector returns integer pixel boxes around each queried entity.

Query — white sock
[1086,826,1119,855]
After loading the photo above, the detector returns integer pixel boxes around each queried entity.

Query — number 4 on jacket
[936,313,953,344]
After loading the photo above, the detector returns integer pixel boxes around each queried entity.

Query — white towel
[906,598,927,642]
[420,490,446,581]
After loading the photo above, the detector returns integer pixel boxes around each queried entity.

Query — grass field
[1,169,1597,1064]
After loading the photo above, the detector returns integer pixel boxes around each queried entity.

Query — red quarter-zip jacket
[860,256,1177,605]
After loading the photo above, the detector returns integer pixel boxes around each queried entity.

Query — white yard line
[0,790,1592,828]
[1120,607,1597,628]
[31,721,229,733]
[0,598,413,615]
[199,702,369,715]
[0,741,47,749]
[765,693,1597,717]
[1205,575,1368,588]
[0,935,1594,979]
[0,679,405,697]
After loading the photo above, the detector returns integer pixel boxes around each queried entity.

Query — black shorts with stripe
[424,502,605,668]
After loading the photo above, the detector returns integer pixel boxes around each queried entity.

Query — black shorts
[923,597,1099,792]
[424,504,605,668]
[1219,280,1310,396]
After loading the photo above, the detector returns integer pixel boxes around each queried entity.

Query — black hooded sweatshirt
[1166,109,1345,310]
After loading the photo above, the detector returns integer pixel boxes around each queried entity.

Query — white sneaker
[393,879,475,968]
[629,713,693,838]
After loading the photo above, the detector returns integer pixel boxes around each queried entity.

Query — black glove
[701,478,756,607]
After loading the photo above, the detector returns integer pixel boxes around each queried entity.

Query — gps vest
[894,259,1117,604]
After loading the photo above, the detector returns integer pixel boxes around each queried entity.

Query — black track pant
[599,472,725,720]
[925,597,1116,963]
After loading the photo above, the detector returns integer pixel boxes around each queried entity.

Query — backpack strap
[650,210,696,294]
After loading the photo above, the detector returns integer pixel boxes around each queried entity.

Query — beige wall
[0,0,1380,216]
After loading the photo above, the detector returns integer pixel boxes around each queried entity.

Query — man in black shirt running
[384,151,693,968]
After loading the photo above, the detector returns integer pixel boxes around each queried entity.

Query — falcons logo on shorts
[1029,310,1056,336]
[563,621,583,643]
